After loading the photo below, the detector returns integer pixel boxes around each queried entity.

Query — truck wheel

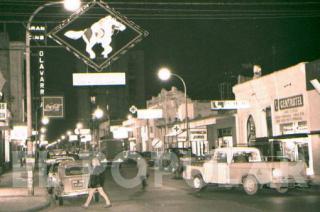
[243,176,259,195]
[58,197,64,206]
[276,186,289,194]
[193,175,206,191]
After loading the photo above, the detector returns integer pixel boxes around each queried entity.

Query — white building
[233,62,320,176]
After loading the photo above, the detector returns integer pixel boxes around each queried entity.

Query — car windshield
[65,166,89,176]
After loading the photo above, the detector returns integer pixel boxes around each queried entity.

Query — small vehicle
[158,148,196,174]
[78,150,92,160]
[140,151,157,167]
[183,147,310,195]
[121,151,140,164]
[53,161,90,205]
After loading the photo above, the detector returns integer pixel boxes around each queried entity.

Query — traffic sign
[129,105,138,114]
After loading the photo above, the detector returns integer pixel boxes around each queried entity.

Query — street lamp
[25,0,81,195]
[94,107,104,119]
[93,107,104,151]
[41,116,50,125]
[158,67,190,148]
[40,127,46,134]
[64,0,81,11]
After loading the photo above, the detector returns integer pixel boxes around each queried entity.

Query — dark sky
[1,0,320,141]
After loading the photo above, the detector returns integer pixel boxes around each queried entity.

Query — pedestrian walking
[82,158,112,208]
[137,157,148,190]
[18,147,25,167]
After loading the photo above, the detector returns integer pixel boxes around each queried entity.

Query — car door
[203,150,230,184]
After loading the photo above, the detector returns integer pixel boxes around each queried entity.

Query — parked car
[183,147,311,195]
[78,150,92,160]
[45,156,75,175]
[52,161,90,205]
[158,148,196,174]
[140,151,158,167]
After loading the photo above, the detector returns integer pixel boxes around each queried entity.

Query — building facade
[233,62,320,176]
[121,87,237,156]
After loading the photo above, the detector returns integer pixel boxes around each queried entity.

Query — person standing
[18,147,25,167]
[137,157,148,189]
[82,158,112,208]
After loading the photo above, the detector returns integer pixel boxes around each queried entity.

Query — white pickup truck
[183,147,310,195]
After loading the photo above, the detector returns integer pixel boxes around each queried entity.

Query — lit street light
[93,107,104,151]
[76,122,83,131]
[94,107,104,119]
[158,67,190,148]
[25,0,81,196]
[40,127,46,134]
[64,0,81,11]
[41,116,50,125]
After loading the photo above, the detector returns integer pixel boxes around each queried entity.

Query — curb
[24,199,51,212]
[0,195,51,212]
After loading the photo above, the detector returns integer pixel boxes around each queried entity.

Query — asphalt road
[44,164,320,212]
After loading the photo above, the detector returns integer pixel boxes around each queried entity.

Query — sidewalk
[310,174,320,187]
[0,166,51,212]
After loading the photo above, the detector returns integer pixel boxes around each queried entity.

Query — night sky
[1,0,320,141]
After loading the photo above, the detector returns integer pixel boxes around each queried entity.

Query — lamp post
[25,0,81,195]
[158,67,190,148]
[75,122,83,149]
[93,107,104,151]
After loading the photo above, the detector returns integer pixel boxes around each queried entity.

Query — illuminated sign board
[190,128,207,141]
[42,96,64,118]
[11,125,27,140]
[137,109,163,119]
[48,1,148,72]
[211,100,250,110]
[0,103,7,120]
[29,25,46,43]
[274,95,303,111]
[38,50,46,96]
[73,73,126,86]
[111,126,129,139]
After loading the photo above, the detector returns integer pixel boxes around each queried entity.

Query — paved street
[44,164,320,212]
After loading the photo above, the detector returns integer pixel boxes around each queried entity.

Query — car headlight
[272,168,282,178]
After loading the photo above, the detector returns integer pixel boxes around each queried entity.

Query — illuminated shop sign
[72,72,125,86]
[48,1,148,72]
[274,94,303,111]
[38,50,45,96]
[211,100,250,110]
[42,96,64,118]
[29,25,46,42]
[0,103,7,120]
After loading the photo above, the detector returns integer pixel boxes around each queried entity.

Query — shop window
[265,107,273,137]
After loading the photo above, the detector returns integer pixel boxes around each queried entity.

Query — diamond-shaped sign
[129,105,138,114]
[48,1,148,72]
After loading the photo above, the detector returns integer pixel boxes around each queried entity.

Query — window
[233,152,249,163]
[247,115,256,145]
[214,152,227,163]
[65,167,89,176]
[217,127,232,138]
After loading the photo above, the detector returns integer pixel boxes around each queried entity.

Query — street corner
[0,195,51,212]
[0,187,50,212]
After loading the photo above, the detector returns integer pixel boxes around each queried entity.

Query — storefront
[233,62,320,176]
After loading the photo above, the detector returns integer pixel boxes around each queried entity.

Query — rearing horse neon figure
[64,15,126,59]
